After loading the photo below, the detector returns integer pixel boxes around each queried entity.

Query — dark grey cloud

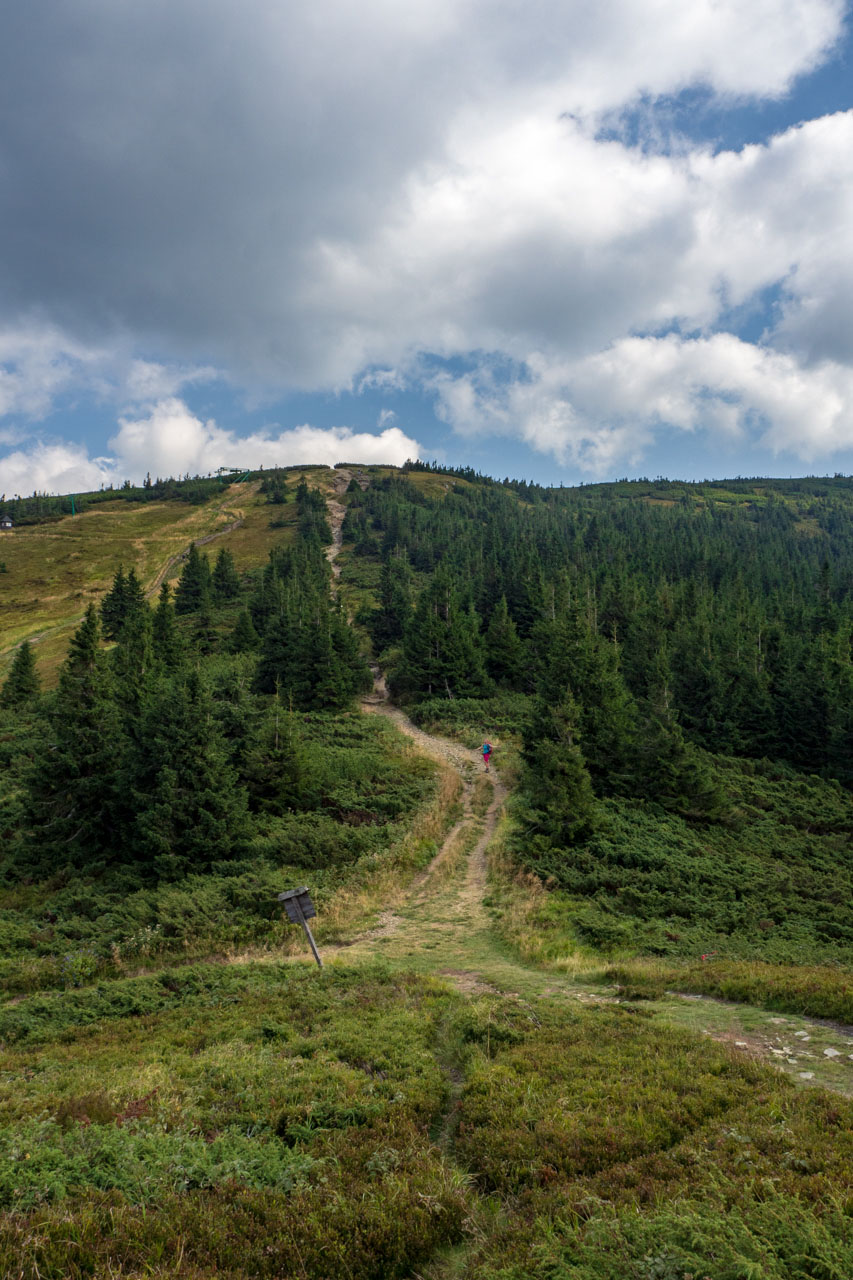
[1,0,851,493]
[0,1,842,380]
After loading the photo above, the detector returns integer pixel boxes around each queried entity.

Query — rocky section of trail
[325,469,349,586]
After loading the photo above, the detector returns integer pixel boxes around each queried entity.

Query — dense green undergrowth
[399,695,853,972]
[1,965,850,1279]
[408,692,533,745]
[518,757,853,967]
[0,709,436,995]
[0,964,468,1278]
[454,999,853,1278]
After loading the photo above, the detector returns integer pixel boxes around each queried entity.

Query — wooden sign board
[277,887,316,922]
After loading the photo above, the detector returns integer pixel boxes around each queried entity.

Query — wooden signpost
[277,888,323,968]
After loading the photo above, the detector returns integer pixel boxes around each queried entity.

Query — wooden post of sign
[294,897,323,969]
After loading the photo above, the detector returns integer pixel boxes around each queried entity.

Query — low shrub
[454,997,853,1278]
[511,755,853,968]
[608,956,853,1024]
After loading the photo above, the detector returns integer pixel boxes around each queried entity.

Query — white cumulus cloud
[432,335,853,473]
[0,441,115,498]
[0,400,421,494]
[110,400,421,477]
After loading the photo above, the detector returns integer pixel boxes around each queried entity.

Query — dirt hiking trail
[144,479,260,600]
[320,477,853,1096]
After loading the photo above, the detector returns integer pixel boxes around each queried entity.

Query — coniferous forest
[345,467,853,968]
[0,475,412,993]
[2,465,853,979]
[0,465,852,1279]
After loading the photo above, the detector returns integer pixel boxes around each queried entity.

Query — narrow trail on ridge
[325,473,347,588]
[322,476,853,1096]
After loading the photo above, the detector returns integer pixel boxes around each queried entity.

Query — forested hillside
[339,465,853,978]
[1,463,851,1279]
[3,463,853,983]
[348,467,853,776]
[0,471,425,991]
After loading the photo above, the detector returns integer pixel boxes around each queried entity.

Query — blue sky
[0,0,851,493]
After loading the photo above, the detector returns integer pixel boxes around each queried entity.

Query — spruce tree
[243,694,319,813]
[522,690,598,846]
[397,566,491,699]
[212,548,240,601]
[254,600,303,700]
[111,602,154,724]
[373,550,413,649]
[100,565,129,640]
[123,568,147,626]
[484,596,525,689]
[533,606,636,794]
[129,671,249,878]
[194,597,219,655]
[101,564,147,641]
[174,543,212,614]
[24,606,125,869]
[230,608,260,654]
[446,602,492,697]
[304,608,347,710]
[635,655,724,818]
[152,582,184,670]
[0,641,40,709]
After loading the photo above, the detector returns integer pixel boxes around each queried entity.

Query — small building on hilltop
[0,516,13,531]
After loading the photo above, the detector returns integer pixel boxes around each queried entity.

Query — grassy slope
[2,946,851,1277]
[0,471,333,685]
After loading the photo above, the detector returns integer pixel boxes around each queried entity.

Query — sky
[0,0,852,495]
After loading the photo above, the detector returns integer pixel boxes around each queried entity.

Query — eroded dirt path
[359,676,853,1092]
[325,468,350,588]
[320,656,616,1005]
[345,666,511,992]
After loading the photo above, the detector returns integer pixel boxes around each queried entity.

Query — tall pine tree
[522,689,598,847]
[152,582,184,670]
[174,543,212,614]
[129,671,249,878]
[484,596,525,689]
[212,548,240,601]
[100,565,128,640]
[24,606,125,870]
[0,641,40,709]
